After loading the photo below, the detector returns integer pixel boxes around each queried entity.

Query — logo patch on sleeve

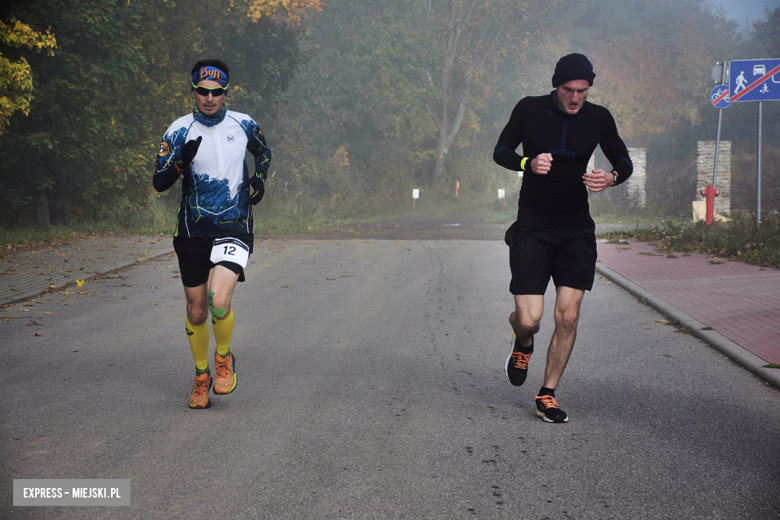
[158,142,170,156]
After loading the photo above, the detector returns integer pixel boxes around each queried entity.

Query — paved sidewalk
[0,234,174,306]
[598,238,780,387]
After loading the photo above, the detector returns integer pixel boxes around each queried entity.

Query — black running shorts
[173,234,253,288]
[506,215,597,295]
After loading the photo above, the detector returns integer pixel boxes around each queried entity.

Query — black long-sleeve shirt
[494,92,632,224]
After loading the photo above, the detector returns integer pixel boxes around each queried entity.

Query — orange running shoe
[214,353,237,395]
[189,372,212,409]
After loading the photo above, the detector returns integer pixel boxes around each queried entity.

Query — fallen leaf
[655,319,669,323]
[75,279,86,287]
[34,332,42,336]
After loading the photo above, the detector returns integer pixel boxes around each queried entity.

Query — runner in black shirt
[493,53,632,423]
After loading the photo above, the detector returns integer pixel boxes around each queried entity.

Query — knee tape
[208,290,227,318]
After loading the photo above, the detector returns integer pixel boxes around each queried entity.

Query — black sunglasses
[192,83,228,97]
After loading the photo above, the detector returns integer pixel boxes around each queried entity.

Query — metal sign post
[709,63,731,187]
[757,102,762,226]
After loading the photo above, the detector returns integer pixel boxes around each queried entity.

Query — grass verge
[599,212,780,269]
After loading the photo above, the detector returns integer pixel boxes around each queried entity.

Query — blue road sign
[729,59,780,102]
[710,85,731,108]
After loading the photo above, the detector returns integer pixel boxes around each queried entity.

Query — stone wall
[612,147,647,208]
[696,141,731,215]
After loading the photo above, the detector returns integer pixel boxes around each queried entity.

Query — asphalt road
[2,236,779,519]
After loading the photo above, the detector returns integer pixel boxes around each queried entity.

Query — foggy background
[0,0,778,229]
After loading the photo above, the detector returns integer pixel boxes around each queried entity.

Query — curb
[597,263,780,389]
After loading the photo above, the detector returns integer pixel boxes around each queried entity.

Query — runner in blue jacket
[154,59,271,409]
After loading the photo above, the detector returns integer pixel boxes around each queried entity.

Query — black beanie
[551,53,596,88]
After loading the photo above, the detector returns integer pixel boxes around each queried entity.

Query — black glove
[249,173,265,205]
[178,136,202,170]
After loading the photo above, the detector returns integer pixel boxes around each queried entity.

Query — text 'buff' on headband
[191,66,229,90]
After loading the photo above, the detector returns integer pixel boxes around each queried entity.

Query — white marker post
[413,189,419,208]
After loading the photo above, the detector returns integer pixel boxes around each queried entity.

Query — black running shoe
[535,395,569,423]
[505,333,533,386]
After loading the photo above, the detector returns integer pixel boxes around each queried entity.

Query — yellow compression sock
[186,317,210,372]
[212,308,234,357]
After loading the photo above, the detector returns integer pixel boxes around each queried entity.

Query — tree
[745,6,779,57]
[0,18,56,135]
[416,0,560,183]
[248,0,324,25]
[268,0,438,199]
[574,0,739,137]
[0,0,318,227]
[275,0,565,190]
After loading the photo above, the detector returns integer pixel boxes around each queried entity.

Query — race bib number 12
[210,238,250,268]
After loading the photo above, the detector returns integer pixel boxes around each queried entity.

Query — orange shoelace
[536,395,559,410]
[190,377,211,405]
[511,351,532,370]
[192,374,210,399]
[215,355,232,380]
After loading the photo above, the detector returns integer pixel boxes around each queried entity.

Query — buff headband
[191,66,229,90]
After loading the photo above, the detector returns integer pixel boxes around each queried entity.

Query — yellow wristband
[520,157,528,171]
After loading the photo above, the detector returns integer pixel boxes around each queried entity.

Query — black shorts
[173,234,253,288]
[506,215,596,295]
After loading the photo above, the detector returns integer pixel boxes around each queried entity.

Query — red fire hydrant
[700,184,720,226]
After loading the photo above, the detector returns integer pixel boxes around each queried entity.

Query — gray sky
[709,0,778,30]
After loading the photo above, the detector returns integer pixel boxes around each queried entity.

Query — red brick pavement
[597,239,780,364]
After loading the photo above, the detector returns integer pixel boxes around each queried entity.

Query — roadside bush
[731,143,780,212]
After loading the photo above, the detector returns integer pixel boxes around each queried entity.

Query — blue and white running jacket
[153,110,271,238]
